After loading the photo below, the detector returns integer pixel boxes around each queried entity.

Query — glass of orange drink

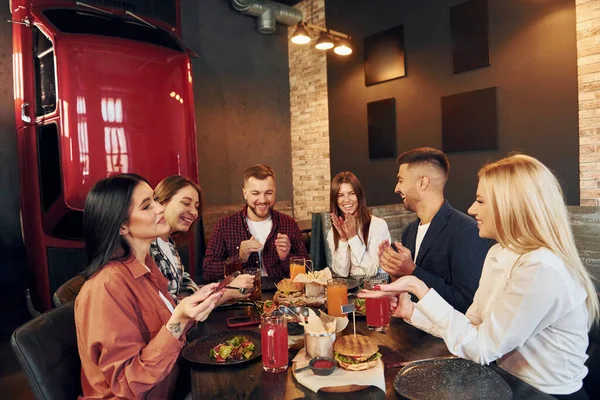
[326,278,348,317]
[290,257,306,281]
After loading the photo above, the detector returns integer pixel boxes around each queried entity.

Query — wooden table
[187,296,554,399]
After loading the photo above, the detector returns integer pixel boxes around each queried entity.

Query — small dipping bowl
[295,357,337,376]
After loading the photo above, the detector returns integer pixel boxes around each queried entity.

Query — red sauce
[313,360,335,369]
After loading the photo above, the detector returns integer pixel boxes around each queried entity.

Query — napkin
[293,268,332,285]
[292,348,386,393]
[301,308,348,335]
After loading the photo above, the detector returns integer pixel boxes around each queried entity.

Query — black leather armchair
[11,302,82,400]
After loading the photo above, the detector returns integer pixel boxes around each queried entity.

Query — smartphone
[227,316,261,328]
[390,242,399,252]
[216,271,241,292]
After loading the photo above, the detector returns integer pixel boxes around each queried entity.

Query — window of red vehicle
[42,8,183,51]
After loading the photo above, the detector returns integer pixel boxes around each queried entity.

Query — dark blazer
[402,200,489,313]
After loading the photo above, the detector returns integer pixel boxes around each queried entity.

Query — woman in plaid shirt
[150,175,254,303]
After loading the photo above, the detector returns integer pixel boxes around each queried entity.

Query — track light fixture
[291,22,311,45]
[315,32,334,50]
[290,21,352,56]
[333,38,353,56]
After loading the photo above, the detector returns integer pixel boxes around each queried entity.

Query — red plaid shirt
[202,207,309,282]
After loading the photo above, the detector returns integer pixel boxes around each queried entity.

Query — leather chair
[52,275,85,307]
[11,302,82,400]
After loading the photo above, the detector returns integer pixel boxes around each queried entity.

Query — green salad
[209,336,255,362]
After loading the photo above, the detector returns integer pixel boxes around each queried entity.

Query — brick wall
[577,0,600,206]
[288,0,331,220]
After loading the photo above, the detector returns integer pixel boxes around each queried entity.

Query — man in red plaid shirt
[203,164,309,282]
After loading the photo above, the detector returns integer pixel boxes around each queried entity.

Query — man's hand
[275,233,291,261]
[330,213,348,242]
[239,236,263,262]
[379,241,416,278]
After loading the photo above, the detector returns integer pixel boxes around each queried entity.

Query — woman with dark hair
[328,171,391,278]
[150,175,253,302]
[76,174,224,399]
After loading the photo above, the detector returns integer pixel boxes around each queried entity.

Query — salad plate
[182,330,262,365]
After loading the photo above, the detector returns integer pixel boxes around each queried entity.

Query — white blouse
[327,215,391,278]
[409,244,590,395]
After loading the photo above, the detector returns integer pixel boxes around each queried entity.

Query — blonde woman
[360,154,598,399]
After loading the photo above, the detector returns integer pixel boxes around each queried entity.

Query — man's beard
[248,203,273,218]
[401,196,415,213]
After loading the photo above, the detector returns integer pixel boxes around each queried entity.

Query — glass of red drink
[261,312,288,373]
[365,277,390,332]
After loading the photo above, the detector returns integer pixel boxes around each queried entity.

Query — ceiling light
[291,22,311,45]
[315,32,334,50]
[334,38,353,56]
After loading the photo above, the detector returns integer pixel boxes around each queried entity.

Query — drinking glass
[365,275,390,332]
[289,257,306,281]
[326,278,348,317]
[224,255,243,278]
[243,267,262,301]
[261,312,288,373]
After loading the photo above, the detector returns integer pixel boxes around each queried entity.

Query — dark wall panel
[368,98,396,159]
[441,87,498,152]
[450,0,491,73]
[181,0,292,206]
[327,0,578,213]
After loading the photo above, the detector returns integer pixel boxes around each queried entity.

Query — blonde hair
[478,154,599,328]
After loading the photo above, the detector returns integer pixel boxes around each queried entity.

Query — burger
[273,279,305,307]
[333,334,381,371]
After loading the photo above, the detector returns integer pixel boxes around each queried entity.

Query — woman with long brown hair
[328,171,391,278]
[151,175,253,302]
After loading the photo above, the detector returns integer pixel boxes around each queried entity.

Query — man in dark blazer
[379,147,489,313]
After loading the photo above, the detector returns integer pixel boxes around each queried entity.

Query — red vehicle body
[11,0,198,310]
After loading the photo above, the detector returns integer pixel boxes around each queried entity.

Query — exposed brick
[581,189,600,199]
[578,62,600,75]
[580,162,600,171]
[288,0,331,220]
[580,151,600,162]
[577,7,600,203]
[580,198,599,206]
[581,133,600,144]
[580,108,600,119]
[581,179,598,189]
[577,54,600,66]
